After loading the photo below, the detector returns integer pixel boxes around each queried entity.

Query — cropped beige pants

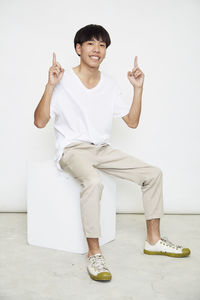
[59,141,164,238]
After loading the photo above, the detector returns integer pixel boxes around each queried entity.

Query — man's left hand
[127,56,144,88]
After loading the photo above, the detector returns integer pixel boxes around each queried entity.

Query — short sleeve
[113,84,130,119]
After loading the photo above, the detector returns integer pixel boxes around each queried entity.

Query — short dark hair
[74,24,111,56]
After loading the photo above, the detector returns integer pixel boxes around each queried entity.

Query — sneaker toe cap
[95,271,112,281]
[182,248,191,256]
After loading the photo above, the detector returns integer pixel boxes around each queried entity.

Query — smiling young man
[34,24,191,282]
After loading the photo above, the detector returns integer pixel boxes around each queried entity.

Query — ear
[75,43,81,56]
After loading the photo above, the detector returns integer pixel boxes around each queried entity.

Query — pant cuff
[145,213,164,220]
[85,232,102,238]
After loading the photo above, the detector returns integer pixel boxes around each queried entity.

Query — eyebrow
[88,40,106,43]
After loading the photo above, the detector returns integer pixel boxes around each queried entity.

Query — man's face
[76,38,106,67]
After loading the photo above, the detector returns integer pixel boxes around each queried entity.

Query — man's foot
[87,253,112,281]
[144,236,191,257]
[88,249,102,258]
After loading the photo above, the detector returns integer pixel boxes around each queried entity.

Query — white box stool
[27,160,116,254]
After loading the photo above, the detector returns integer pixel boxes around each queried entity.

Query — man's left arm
[122,56,145,128]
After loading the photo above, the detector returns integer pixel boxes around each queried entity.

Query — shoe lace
[90,254,109,272]
[161,235,183,250]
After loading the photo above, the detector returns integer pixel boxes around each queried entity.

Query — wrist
[133,86,143,92]
[133,85,143,89]
[46,82,56,90]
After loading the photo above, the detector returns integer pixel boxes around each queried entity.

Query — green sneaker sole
[88,270,112,281]
[144,248,191,257]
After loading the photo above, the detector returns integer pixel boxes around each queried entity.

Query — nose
[93,43,101,52]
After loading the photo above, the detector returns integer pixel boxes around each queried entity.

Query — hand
[127,56,144,88]
[48,52,65,87]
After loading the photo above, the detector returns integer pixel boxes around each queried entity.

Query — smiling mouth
[89,56,100,61]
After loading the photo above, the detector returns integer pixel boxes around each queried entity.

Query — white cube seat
[27,160,116,254]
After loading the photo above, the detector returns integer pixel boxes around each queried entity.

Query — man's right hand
[48,52,65,87]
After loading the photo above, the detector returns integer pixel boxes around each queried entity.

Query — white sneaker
[144,236,191,257]
[87,253,112,281]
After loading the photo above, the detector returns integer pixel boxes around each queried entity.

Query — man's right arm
[34,83,55,128]
[34,52,65,128]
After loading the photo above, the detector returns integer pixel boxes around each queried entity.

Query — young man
[34,24,191,282]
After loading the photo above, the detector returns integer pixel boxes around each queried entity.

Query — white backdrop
[0,0,199,214]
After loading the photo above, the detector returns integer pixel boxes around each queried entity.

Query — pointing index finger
[52,52,56,66]
[134,56,138,68]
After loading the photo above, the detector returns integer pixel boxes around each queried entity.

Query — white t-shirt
[50,67,131,172]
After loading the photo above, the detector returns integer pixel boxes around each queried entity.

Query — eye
[88,42,105,47]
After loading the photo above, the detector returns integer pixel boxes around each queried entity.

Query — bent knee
[152,166,163,177]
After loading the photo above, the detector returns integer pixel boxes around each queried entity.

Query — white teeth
[90,56,99,60]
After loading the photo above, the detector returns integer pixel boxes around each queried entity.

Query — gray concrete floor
[0,213,199,300]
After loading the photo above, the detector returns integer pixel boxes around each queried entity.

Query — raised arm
[122,56,145,128]
[34,52,64,128]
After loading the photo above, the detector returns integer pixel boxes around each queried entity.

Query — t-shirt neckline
[70,67,103,92]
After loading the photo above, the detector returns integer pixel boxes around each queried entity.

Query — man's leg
[59,143,113,281]
[95,144,164,228]
[87,238,102,258]
[146,218,161,245]
[59,143,104,257]
[95,144,190,257]
[94,144,164,247]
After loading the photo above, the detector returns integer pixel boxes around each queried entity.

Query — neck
[75,62,100,81]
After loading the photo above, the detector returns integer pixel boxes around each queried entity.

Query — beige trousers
[59,141,164,238]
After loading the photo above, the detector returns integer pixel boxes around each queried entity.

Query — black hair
[74,24,111,56]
